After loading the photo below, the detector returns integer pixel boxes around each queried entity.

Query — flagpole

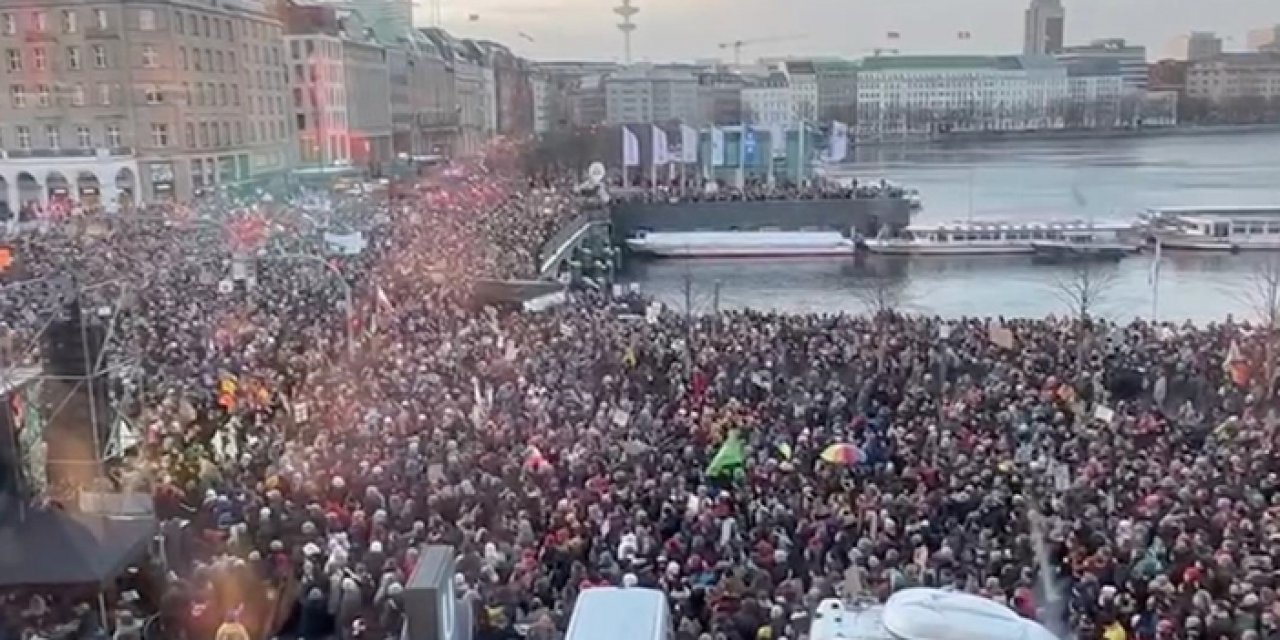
[1150,238,1162,321]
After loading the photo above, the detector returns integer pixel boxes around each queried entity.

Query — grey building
[0,0,295,208]
[813,58,859,123]
[1058,39,1148,91]
[696,70,744,126]
[605,65,700,125]
[1187,31,1223,62]
[1023,0,1065,55]
[283,3,393,169]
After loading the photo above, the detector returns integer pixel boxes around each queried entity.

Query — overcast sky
[416,0,1280,62]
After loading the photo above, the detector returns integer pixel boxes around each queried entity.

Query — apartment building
[0,0,294,208]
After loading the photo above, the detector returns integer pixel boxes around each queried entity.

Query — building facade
[0,0,295,208]
[1186,52,1280,102]
[604,65,700,125]
[855,55,1068,139]
[696,70,744,126]
[1058,39,1148,91]
[741,72,792,126]
[813,58,859,123]
[1023,0,1065,55]
[341,37,393,167]
[1187,32,1223,62]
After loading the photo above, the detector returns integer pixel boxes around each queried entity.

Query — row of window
[178,46,237,74]
[5,46,109,72]
[0,117,289,154]
[0,124,123,151]
[292,87,348,109]
[290,38,342,62]
[9,83,111,108]
[0,9,108,36]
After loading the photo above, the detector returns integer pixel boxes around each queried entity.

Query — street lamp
[254,252,356,358]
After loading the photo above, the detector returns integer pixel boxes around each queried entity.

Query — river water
[623,132,1280,322]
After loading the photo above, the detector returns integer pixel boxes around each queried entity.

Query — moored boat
[864,220,1141,257]
[1144,206,1280,251]
[625,230,856,258]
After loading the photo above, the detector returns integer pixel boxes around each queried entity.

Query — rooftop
[859,55,1023,72]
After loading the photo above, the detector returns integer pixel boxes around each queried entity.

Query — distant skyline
[417,0,1280,62]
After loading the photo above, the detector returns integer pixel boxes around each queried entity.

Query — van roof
[566,588,666,640]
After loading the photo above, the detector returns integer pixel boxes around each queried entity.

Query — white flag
[622,126,640,167]
[652,125,669,166]
[829,121,849,163]
[710,127,726,166]
[680,125,698,163]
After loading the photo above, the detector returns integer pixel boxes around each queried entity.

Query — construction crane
[717,34,808,65]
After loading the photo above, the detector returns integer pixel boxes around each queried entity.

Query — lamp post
[255,252,356,358]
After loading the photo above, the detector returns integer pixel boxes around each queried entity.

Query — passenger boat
[625,230,856,258]
[863,220,1141,257]
[1143,206,1280,251]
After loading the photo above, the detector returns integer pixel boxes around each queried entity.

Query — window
[193,48,202,71]
[138,9,155,31]
[97,83,111,105]
[211,122,221,146]
[202,49,211,71]
[94,9,108,30]
[45,125,59,150]
[179,47,187,70]
[62,10,76,33]
[231,84,239,106]
[235,122,243,145]
[290,40,300,60]
[1,14,13,35]
[228,51,236,71]
[221,122,230,146]
[142,44,157,68]
[201,16,209,37]
[187,14,196,34]
[36,84,50,107]
[150,123,169,147]
[32,48,45,71]
[93,45,107,68]
[292,87,301,107]
[77,126,91,149]
[295,114,306,131]
[9,85,25,108]
[174,11,183,34]
[67,47,81,70]
[32,11,47,33]
[199,123,208,147]
[70,84,84,106]
[185,123,195,148]
[106,125,120,147]
[216,51,223,72]
[6,49,20,71]
[145,85,162,104]
[182,82,190,104]
[16,126,31,150]
[218,84,226,105]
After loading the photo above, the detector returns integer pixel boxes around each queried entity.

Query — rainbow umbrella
[820,443,863,465]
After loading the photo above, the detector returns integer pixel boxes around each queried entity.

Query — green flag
[706,429,746,478]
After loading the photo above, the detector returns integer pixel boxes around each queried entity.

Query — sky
[414,0,1280,63]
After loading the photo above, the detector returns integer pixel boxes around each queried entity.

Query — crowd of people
[2,145,1280,640]
[606,177,917,204]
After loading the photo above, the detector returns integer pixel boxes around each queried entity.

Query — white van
[564,587,671,640]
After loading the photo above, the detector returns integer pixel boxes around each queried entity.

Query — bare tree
[1050,262,1120,371]
[851,273,910,315]
[1051,262,1119,322]
[1242,256,1280,400]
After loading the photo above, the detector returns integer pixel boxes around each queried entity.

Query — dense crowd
[3,148,1280,640]
[607,177,915,204]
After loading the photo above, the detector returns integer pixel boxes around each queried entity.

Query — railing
[538,209,610,277]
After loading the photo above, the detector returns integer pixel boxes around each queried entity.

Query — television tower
[614,0,638,64]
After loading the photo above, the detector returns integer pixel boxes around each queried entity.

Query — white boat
[863,220,1140,256]
[1145,206,1280,251]
[625,230,856,258]
[810,589,1059,640]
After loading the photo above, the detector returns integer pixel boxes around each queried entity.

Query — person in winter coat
[298,588,335,640]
